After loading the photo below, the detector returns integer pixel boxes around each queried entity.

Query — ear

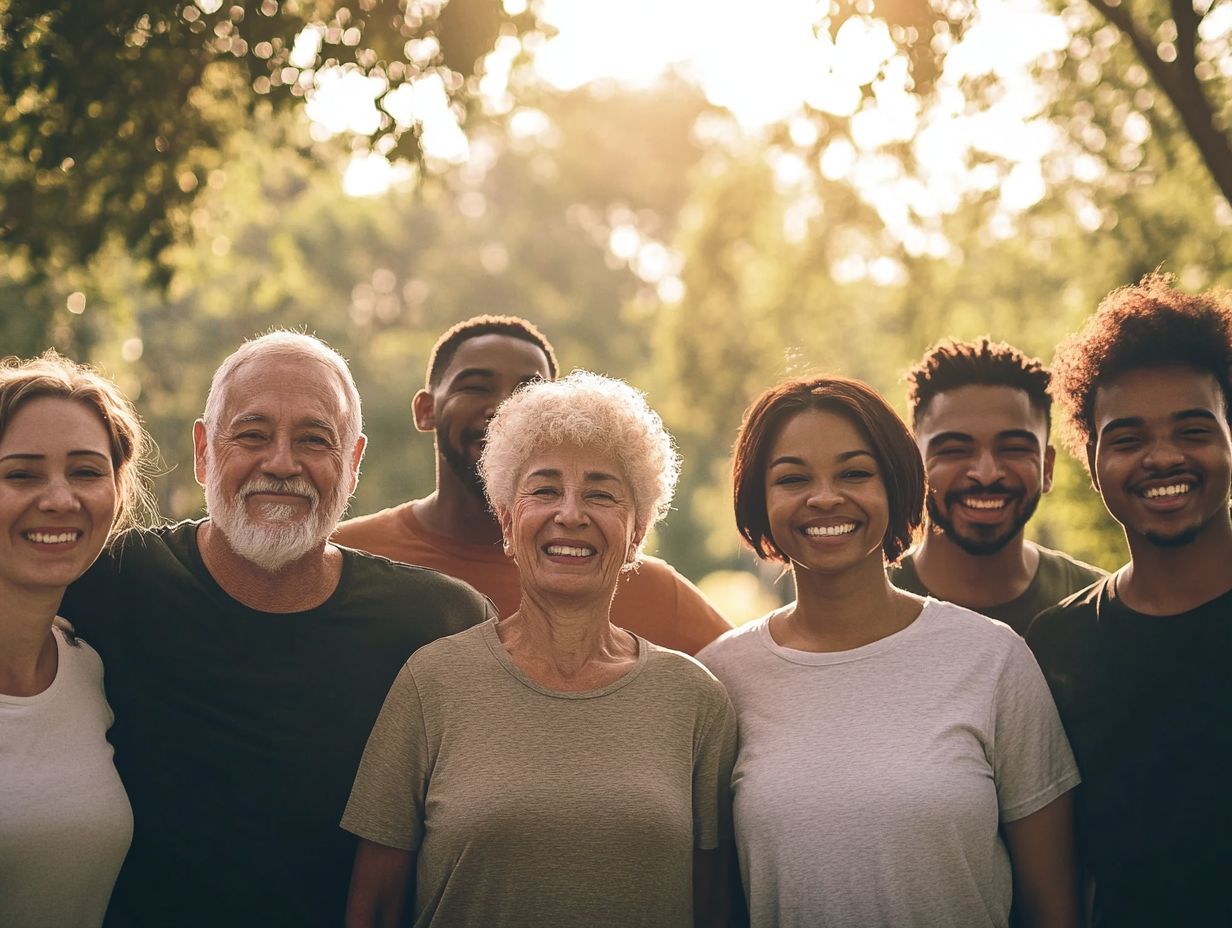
[348,434,367,494]
[628,523,648,563]
[496,508,515,558]
[1085,442,1100,491]
[1042,444,1056,494]
[412,389,436,432]
[192,419,209,488]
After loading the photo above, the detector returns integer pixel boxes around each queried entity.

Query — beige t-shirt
[342,619,736,928]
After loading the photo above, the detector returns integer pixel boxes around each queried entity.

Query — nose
[1142,436,1185,471]
[38,475,81,513]
[262,434,303,478]
[806,481,844,509]
[552,487,590,526]
[967,448,1005,484]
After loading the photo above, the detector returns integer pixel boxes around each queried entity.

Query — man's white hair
[202,330,362,448]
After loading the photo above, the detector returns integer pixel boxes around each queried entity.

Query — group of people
[0,271,1227,928]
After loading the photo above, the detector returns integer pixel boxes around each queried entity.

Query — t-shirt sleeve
[990,636,1081,823]
[340,662,430,851]
[692,690,738,850]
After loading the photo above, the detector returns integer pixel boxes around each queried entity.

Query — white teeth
[1143,484,1191,498]
[804,523,856,537]
[546,545,594,557]
[25,531,80,544]
[962,498,1007,510]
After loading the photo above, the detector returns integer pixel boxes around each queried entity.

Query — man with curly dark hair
[890,337,1104,635]
[1029,273,1232,928]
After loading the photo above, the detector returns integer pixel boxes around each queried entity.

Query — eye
[1106,433,1141,449]
[772,473,807,487]
[3,470,35,480]
[235,430,267,443]
[300,434,332,447]
[842,468,875,480]
[586,490,616,502]
[1000,445,1036,457]
[530,485,559,498]
[72,467,108,478]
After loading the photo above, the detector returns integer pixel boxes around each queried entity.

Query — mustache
[942,483,1023,506]
[240,476,319,504]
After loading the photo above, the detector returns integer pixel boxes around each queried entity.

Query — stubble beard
[438,426,487,500]
[926,489,1041,557]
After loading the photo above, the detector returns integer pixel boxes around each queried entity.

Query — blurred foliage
[0,0,532,298]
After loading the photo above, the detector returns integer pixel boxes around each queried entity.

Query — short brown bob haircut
[733,375,924,564]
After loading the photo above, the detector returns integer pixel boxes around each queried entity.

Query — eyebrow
[526,468,622,483]
[232,414,338,434]
[768,449,876,468]
[450,367,496,381]
[0,450,111,463]
[1100,408,1220,437]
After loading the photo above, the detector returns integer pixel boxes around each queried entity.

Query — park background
[3,0,1231,621]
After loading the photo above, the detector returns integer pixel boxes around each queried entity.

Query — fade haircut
[1052,273,1232,460]
[906,337,1051,432]
[733,375,924,564]
[425,315,559,388]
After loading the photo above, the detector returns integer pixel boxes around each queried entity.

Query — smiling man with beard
[888,338,1105,635]
[334,315,730,654]
[1028,275,1232,928]
[58,332,493,928]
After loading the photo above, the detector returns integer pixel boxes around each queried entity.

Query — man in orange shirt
[334,315,730,654]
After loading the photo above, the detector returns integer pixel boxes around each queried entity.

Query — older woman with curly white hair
[341,371,739,928]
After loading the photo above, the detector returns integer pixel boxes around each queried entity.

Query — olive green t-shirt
[342,619,737,928]
[889,544,1106,636]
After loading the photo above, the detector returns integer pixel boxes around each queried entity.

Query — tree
[0,0,534,284]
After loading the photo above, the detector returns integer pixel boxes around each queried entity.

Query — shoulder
[340,548,496,622]
[1034,543,1108,584]
[624,555,695,594]
[917,598,1026,661]
[333,503,411,544]
[406,620,494,673]
[1026,574,1109,653]
[696,614,770,674]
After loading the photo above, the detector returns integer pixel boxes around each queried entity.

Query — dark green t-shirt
[889,544,1105,636]
[59,520,494,928]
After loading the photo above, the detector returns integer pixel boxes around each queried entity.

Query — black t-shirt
[59,521,494,928]
[1028,576,1232,928]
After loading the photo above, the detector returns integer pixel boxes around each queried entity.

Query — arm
[693,842,746,928]
[345,839,415,928]
[1003,791,1081,928]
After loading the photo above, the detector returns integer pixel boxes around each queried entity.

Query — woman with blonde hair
[0,351,154,928]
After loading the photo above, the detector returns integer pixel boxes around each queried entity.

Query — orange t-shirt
[333,502,731,655]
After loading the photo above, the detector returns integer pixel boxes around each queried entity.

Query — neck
[911,528,1037,609]
[782,556,923,651]
[1120,516,1232,614]
[197,520,343,612]
[414,460,502,545]
[498,585,635,683]
[0,590,61,696]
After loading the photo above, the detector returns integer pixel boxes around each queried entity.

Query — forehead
[217,354,350,427]
[771,408,869,456]
[1093,365,1227,430]
[519,442,628,484]
[1,396,111,451]
[917,384,1046,440]
[442,334,551,384]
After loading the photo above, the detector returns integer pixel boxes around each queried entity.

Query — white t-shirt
[698,599,1080,928]
[0,626,132,928]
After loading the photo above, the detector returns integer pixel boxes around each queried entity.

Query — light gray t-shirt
[342,619,737,928]
[0,626,132,928]
[697,599,1079,928]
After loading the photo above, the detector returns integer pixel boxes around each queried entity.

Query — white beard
[204,471,351,573]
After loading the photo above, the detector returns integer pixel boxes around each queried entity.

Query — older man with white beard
[59,332,494,928]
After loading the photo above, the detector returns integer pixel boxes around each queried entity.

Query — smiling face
[1089,364,1232,551]
[501,443,642,606]
[195,352,365,571]
[916,384,1054,556]
[415,334,553,498]
[764,409,890,576]
[0,397,118,600]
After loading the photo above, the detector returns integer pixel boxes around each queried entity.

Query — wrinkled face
[1089,364,1232,551]
[501,443,641,605]
[765,409,890,576]
[418,334,552,498]
[916,384,1053,556]
[0,397,118,598]
[195,353,364,571]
